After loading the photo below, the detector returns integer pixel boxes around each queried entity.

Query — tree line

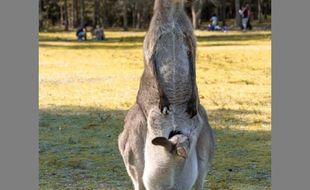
[39,0,271,31]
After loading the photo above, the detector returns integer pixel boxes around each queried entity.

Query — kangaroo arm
[149,51,170,114]
[185,33,199,117]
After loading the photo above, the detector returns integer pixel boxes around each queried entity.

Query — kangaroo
[137,0,198,118]
[118,104,214,190]
[118,0,214,189]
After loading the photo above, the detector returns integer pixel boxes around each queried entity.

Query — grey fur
[137,0,199,118]
[118,105,214,190]
[152,134,190,159]
[118,0,214,189]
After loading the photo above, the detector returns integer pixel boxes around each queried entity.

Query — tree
[38,0,271,31]
[122,0,128,31]
[39,0,43,30]
[257,0,263,23]
[235,0,240,27]
[93,0,100,27]
[72,0,78,28]
[191,0,205,29]
[131,0,143,28]
[80,0,85,26]
[64,0,69,31]
[221,0,227,25]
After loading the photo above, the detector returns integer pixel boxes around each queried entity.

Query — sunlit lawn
[39,29,271,189]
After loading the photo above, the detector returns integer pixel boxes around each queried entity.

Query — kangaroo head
[155,0,195,9]
[171,0,196,3]
[152,134,190,159]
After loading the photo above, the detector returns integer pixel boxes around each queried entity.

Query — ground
[39,29,271,190]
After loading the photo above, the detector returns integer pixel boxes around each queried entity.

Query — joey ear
[152,137,173,152]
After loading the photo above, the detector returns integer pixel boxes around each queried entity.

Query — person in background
[240,4,249,31]
[246,4,252,30]
[238,6,244,29]
[93,25,105,41]
[222,21,228,32]
[208,13,218,31]
[76,24,87,41]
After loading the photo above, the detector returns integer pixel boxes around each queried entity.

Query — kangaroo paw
[159,97,170,115]
[186,99,197,118]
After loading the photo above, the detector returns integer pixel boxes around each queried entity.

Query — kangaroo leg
[118,104,147,190]
[195,105,215,189]
[195,160,209,190]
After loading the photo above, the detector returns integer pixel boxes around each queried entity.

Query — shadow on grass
[39,106,130,189]
[208,108,265,128]
[39,105,271,189]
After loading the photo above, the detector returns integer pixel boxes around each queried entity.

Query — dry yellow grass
[39,30,271,189]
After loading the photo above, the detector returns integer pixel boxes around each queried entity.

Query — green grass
[39,29,271,189]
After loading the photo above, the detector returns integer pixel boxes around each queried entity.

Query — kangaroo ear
[152,137,173,152]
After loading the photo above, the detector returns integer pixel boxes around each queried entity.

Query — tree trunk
[136,0,143,29]
[103,0,109,26]
[60,4,64,27]
[258,0,263,23]
[64,0,69,31]
[93,0,99,27]
[264,1,269,20]
[137,12,141,28]
[80,0,85,26]
[191,0,203,29]
[196,1,203,29]
[142,3,149,28]
[132,2,136,28]
[235,0,240,27]
[39,0,43,30]
[123,0,128,31]
[73,0,78,28]
[191,5,197,29]
[222,0,226,25]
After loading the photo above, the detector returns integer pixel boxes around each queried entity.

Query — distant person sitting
[76,25,87,41]
[222,21,228,32]
[208,14,218,31]
[93,25,105,41]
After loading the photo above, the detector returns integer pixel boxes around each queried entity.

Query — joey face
[152,134,190,159]
[147,107,193,159]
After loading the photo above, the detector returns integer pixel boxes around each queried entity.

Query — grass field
[39,29,271,190]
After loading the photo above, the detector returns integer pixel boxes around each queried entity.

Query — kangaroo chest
[155,26,192,104]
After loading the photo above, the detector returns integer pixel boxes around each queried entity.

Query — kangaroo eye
[187,51,191,56]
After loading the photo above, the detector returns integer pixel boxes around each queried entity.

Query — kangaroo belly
[156,32,192,104]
